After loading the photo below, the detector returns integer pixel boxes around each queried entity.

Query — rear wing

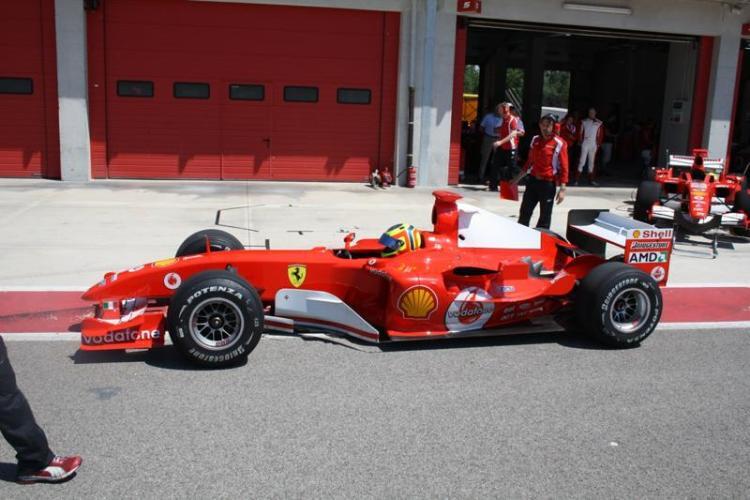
[566,210,674,285]
[668,154,725,177]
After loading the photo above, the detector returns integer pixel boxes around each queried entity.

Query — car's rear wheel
[167,270,263,367]
[175,229,244,257]
[633,181,661,222]
[575,262,662,347]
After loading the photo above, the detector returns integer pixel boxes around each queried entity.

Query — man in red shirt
[488,102,521,192]
[511,114,568,229]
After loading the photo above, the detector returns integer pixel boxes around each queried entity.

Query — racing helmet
[379,223,422,257]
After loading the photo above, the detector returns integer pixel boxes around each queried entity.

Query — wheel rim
[609,288,651,334]
[188,298,244,350]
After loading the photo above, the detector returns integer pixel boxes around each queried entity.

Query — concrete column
[659,41,697,164]
[413,0,456,186]
[522,37,545,127]
[55,0,91,181]
[705,24,742,158]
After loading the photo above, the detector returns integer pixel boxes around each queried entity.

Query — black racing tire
[575,262,662,348]
[734,186,750,215]
[167,270,263,368]
[633,181,661,223]
[175,229,244,257]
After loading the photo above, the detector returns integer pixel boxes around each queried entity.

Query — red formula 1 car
[81,191,673,367]
[634,149,750,240]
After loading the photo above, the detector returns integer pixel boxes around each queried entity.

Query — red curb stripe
[661,287,750,323]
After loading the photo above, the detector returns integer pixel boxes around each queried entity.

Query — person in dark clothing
[512,114,569,229]
[0,337,82,483]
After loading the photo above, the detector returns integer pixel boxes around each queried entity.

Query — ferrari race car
[634,149,750,237]
[81,191,674,367]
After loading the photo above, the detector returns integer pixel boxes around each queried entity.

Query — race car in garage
[634,149,750,240]
[80,191,674,367]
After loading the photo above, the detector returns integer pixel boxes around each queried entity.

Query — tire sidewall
[596,272,661,345]
[169,274,263,366]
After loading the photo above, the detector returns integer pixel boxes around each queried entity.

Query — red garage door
[0,0,59,178]
[88,0,399,181]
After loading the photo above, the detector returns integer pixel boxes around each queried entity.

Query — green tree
[464,65,479,93]
[542,70,570,108]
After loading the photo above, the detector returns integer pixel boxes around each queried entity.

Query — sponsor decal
[491,284,516,295]
[126,265,144,273]
[651,266,666,282]
[154,258,177,268]
[164,272,182,290]
[186,286,243,305]
[367,258,377,266]
[445,287,494,332]
[83,328,160,346]
[288,264,307,288]
[627,251,668,264]
[368,268,392,281]
[629,228,673,239]
[397,285,438,320]
[630,241,670,251]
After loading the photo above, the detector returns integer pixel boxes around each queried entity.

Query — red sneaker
[17,455,82,484]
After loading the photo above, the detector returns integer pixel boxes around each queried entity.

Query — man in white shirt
[576,107,604,186]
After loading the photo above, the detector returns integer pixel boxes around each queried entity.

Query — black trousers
[518,177,557,229]
[0,337,53,471]
[488,149,518,191]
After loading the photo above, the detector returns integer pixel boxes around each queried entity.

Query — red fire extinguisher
[407,166,417,188]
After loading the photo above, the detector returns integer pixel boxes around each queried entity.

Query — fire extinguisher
[407,166,417,188]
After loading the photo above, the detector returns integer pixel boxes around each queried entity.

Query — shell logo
[397,285,438,320]
[632,230,641,239]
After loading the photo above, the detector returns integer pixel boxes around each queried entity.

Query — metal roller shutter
[97,0,399,181]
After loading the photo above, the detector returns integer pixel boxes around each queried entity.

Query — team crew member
[477,104,504,182]
[512,114,568,229]
[0,337,82,483]
[576,107,604,186]
[560,112,580,169]
[488,102,521,192]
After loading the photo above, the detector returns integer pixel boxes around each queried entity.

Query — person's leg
[489,149,506,191]
[479,138,493,181]
[588,146,599,184]
[0,337,54,473]
[518,178,539,226]
[576,145,590,183]
[535,181,557,229]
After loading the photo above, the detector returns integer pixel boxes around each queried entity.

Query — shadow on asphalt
[69,348,248,371]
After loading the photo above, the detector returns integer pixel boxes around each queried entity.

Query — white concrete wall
[705,24,743,158]
[55,0,90,181]
[660,41,697,164]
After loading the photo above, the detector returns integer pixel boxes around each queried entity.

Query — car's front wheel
[167,270,264,367]
[575,262,662,347]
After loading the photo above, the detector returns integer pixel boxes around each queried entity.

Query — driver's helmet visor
[378,233,404,251]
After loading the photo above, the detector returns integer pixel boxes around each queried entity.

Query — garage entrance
[460,20,699,184]
[88,0,398,181]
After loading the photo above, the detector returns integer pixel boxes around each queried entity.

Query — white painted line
[0,286,87,292]
[657,321,750,331]
[1,332,81,341]
[665,283,750,288]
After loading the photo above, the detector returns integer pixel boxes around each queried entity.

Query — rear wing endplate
[566,210,674,285]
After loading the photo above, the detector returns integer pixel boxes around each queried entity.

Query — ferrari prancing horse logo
[288,264,307,288]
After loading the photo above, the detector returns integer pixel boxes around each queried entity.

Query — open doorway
[461,20,697,185]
